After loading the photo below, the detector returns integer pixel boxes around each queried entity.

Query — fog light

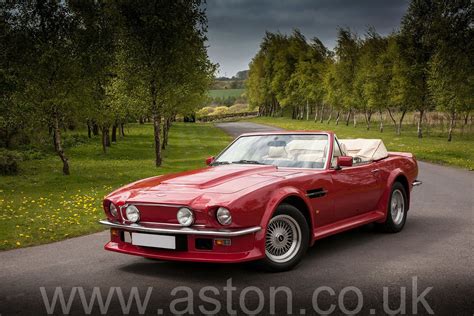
[125,205,140,223]
[216,207,232,225]
[109,203,118,217]
[177,208,194,226]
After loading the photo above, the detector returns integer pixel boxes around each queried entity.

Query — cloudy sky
[206,0,410,77]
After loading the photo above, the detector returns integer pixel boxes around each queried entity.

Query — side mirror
[336,156,353,168]
[205,156,215,166]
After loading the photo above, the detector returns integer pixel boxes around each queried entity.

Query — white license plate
[131,233,176,250]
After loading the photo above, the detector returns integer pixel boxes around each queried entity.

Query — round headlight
[125,205,140,223]
[177,208,194,226]
[109,203,118,217]
[216,207,232,225]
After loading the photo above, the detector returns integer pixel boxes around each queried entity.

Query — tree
[428,0,473,141]
[71,1,119,153]
[0,4,27,148]
[5,1,84,175]
[356,28,388,130]
[323,61,344,125]
[384,35,416,135]
[117,0,213,166]
[400,0,439,138]
[289,37,330,121]
[334,28,360,126]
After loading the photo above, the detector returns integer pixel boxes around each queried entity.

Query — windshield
[214,134,329,169]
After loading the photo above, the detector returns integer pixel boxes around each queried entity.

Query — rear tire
[259,203,309,272]
[377,182,408,233]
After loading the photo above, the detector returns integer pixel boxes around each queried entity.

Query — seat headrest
[268,146,287,158]
[339,142,348,156]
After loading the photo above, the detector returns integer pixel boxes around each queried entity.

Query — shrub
[196,106,215,117]
[212,106,229,116]
[0,149,21,175]
[228,103,249,113]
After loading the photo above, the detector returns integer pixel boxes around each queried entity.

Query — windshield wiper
[210,161,231,166]
[232,160,267,165]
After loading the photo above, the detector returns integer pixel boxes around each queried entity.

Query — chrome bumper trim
[412,180,422,186]
[99,220,261,237]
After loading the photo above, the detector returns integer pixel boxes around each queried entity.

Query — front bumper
[99,220,265,263]
[99,219,261,237]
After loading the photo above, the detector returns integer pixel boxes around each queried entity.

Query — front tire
[259,204,309,272]
[378,182,408,233]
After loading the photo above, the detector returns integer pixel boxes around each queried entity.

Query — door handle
[371,169,380,173]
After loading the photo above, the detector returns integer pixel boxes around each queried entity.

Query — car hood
[107,165,306,206]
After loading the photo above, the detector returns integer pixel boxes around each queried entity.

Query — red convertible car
[100,131,421,271]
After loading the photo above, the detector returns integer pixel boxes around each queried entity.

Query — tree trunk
[397,110,407,136]
[345,109,351,126]
[111,124,117,143]
[306,100,309,121]
[139,117,144,124]
[150,78,162,166]
[319,104,324,123]
[335,111,340,125]
[92,122,99,136]
[120,123,125,137]
[314,104,318,122]
[105,127,111,147]
[153,113,162,166]
[161,117,171,150]
[364,111,372,130]
[326,107,333,124]
[87,120,92,138]
[353,112,357,127]
[379,110,384,133]
[417,110,424,139]
[461,111,469,134]
[101,126,108,153]
[448,111,455,142]
[52,111,70,175]
[161,122,167,150]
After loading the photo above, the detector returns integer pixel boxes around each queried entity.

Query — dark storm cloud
[205,0,409,77]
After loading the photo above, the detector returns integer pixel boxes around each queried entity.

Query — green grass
[248,117,474,170]
[0,123,231,250]
[208,88,244,98]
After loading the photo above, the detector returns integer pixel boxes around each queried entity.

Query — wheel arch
[376,169,410,223]
[260,187,315,245]
[393,174,410,205]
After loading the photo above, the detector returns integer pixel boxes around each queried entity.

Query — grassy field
[0,123,231,250]
[208,88,244,98]
[249,117,474,170]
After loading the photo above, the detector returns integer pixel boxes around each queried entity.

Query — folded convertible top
[339,139,388,162]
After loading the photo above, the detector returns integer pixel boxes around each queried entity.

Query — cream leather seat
[264,146,291,161]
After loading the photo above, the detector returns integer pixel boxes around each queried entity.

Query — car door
[329,138,382,222]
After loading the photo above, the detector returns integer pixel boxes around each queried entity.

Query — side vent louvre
[306,188,327,199]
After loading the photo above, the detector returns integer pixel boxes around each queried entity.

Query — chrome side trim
[412,180,422,186]
[99,220,261,237]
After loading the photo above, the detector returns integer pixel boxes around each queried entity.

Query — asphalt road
[1,122,473,315]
